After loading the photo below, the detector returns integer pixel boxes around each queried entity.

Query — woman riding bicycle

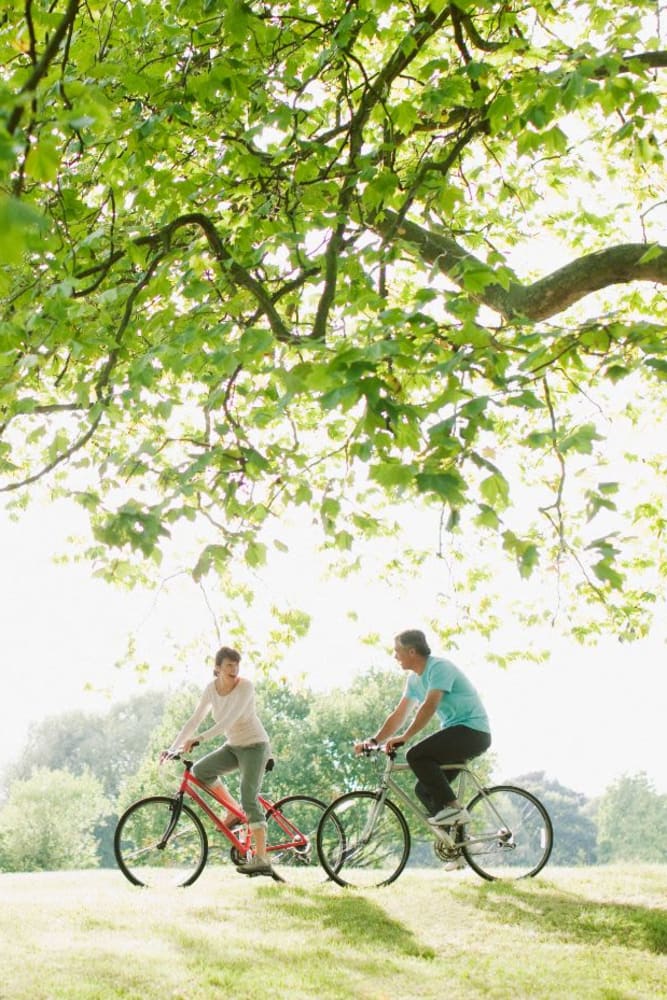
[163,645,274,877]
[356,629,491,827]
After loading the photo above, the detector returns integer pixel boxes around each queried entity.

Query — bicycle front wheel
[265,795,331,885]
[317,791,411,888]
[462,785,553,881]
[114,796,208,888]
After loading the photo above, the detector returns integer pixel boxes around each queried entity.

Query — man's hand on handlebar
[384,737,406,754]
[354,737,406,755]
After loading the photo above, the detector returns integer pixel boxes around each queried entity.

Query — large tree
[1,1,666,643]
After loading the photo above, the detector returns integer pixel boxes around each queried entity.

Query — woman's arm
[168,687,212,751]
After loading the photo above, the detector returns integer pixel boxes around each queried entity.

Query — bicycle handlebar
[159,740,200,764]
[359,741,404,759]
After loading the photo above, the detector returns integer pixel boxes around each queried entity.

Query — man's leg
[406,727,491,816]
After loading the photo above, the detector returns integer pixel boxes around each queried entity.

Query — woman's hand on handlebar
[159,739,199,764]
[384,737,406,754]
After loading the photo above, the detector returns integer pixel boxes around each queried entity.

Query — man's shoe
[445,856,467,871]
[428,805,471,827]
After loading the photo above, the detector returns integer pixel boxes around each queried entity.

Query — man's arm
[355,696,413,752]
[373,696,414,743]
[385,689,443,750]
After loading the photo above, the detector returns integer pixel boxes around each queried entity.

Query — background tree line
[1,672,665,872]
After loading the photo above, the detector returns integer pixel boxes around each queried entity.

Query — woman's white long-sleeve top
[170,678,269,749]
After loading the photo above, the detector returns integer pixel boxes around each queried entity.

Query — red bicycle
[114,752,332,887]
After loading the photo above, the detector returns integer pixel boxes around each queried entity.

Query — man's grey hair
[395,630,431,657]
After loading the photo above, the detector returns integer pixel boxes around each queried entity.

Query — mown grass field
[0,865,665,999]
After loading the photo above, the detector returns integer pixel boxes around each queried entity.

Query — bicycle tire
[114,795,208,888]
[264,794,332,885]
[316,790,411,888]
[462,784,553,881]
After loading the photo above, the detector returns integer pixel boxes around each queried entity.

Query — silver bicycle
[316,746,553,887]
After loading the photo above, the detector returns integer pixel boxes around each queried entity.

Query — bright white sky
[1,492,665,800]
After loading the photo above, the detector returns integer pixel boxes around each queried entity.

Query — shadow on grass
[167,887,435,998]
[260,885,436,958]
[468,880,667,955]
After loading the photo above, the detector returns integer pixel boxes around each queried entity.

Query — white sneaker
[445,856,466,871]
[428,805,471,826]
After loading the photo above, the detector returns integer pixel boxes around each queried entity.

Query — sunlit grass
[0,866,665,999]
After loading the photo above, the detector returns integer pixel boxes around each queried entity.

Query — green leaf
[646,358,667,377]
[415,471,467,506]
[193,544,232,581]
[245,540,267,568]
[559,424,602,454]
[0,197,46,263]
[24,140,61,182]
[370,463,415,489]
[479,472,510,510]
[592,560,625,589]
[474,504,501,530]
[637,244,664,265]
[502,530,540,579]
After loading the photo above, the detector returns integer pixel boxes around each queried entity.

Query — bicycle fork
[340,787,393,863]
[157,793,185,850]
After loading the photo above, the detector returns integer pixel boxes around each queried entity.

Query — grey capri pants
[192,741,270,828]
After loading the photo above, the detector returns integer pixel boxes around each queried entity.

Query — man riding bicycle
[356,629,491,827]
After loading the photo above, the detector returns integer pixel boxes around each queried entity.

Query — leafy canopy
[1,0,667,642]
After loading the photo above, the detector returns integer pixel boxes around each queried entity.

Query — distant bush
[0,767,110,872]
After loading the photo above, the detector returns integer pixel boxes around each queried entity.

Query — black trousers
[406,725,492,815]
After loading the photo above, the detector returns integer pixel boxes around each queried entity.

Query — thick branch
[73,213,293,341]
[139,213,292,342]
[508,245,667,321]
[612,50,667,72]
[375,210,667,321]
[312,3,454,339]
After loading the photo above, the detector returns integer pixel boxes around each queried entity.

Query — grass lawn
[0,865,665,999]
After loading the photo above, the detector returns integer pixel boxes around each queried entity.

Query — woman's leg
[234,742,271,864]
[191,744,242,822]
[406,727,491,815]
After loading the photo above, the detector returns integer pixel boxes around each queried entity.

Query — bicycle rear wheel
[114,795,208,888]
[265,795,331,885]
[462,785,553,881]
[317,791,410,888]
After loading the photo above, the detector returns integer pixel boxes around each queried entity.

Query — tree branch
[374,210,667,321]
[312,3,454,339]
[7,0,81,134]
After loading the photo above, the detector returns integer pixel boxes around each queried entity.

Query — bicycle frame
[171,760,309,858]
[368,752,507,853]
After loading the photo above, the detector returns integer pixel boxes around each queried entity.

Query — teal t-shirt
[404,655,490,734]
